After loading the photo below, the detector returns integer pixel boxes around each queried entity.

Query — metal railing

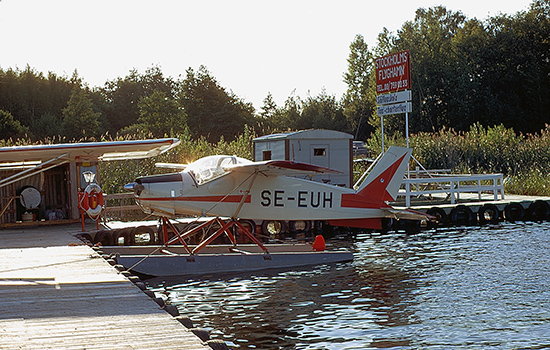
[400,170,505,207]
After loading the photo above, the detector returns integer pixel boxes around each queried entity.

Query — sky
[0,0,534,111]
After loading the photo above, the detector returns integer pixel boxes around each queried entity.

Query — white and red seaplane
[113,146,428,276]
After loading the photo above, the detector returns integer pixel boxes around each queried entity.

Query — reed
[393,123,550,196]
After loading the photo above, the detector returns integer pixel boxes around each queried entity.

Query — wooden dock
[0,225,209,350]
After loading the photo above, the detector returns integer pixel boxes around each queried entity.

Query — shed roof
[253,129,353,142]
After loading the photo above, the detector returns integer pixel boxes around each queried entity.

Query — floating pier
[0,225,213,349]
[393,193,550,229]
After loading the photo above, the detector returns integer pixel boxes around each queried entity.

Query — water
[148,222,550,349]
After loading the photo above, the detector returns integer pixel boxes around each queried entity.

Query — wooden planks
[0,225,208,350]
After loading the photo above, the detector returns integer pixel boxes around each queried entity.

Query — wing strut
[232,171,259,219]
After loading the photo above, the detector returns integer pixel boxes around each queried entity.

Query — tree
[298,91,350,132]
[180,66,256,142]
[269,91,302,132]
[136,90,187,137]
[0,109,28,140]
[393,6,472,133]
[342,34,376,140]
[29,113,63,139]
[100,66,180,134]
[61,88,101,140]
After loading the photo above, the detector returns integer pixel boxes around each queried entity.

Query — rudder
[356,146,411,201]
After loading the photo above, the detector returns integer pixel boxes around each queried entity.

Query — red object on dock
[312,235,326,251]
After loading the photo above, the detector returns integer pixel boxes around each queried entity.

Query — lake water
[147,222,550,349]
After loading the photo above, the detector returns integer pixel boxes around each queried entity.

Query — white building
[253,129,353,188]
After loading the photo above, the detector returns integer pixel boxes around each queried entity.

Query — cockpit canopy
[184,155,252,185]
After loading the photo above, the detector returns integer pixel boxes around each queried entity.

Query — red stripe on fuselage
[142,195,251,203]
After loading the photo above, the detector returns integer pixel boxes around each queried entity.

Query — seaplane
[110,146,429,277]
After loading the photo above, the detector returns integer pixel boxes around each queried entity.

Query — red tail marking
[357,153,406,201]
[341,153,406,209]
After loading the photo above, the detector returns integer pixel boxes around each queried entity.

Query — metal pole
[405,90,410,178]
[380,114,384,152]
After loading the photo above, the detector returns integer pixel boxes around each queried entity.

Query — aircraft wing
[225,160,342,177]
[0,138,180,164]
[0,138,180,189]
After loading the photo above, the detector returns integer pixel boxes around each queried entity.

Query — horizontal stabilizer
[382,208,434,221]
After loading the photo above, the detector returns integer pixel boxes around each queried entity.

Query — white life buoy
[80,183,104,218]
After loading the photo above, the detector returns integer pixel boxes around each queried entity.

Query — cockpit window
[185,155,251,185]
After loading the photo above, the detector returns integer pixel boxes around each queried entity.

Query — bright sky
[0,0,533,111]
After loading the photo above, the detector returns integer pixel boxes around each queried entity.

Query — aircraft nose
[123,182,137,191]
[124,182,144,196]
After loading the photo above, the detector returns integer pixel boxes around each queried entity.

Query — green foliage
[136,90,188,137]
[100,66,181,134]
[180,66,256,143]
[369,3,550,136]
[408,123,550,195]
[264,91,351,135]
[343,34,377,140]
[30,113,63,139]
[0,109,28,140]
[61,88,101,140]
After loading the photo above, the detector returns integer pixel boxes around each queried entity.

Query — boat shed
[253,129,353,188]
[0,139,179,227]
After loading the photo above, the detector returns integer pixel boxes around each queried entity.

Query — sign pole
[381,114,385,152]
[405,91,410,178]
[405,90,410,149]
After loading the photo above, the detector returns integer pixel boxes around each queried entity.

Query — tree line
[0,0,548,144]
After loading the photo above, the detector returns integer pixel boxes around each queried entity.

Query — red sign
[375,50,411,94]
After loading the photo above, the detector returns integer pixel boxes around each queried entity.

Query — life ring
[450,205,474,226]
[528,200,550,221]
[80,183,104,218]
[478,204,500,225]
[504,202,525,222]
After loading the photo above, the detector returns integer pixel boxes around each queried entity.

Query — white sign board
[377,102,412,116]
[376,90,411,105]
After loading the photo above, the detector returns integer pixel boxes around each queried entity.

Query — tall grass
[370,123,550,196]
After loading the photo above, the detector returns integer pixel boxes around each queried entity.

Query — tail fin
[356,146,411,201]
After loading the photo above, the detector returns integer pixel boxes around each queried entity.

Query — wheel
[237,219,256,234]
[289,220,311,234]
[261,220,287,240]
[504,202,525,222]
[450,205,474,226]
[478,204,500,225]
[528,200,550,221]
